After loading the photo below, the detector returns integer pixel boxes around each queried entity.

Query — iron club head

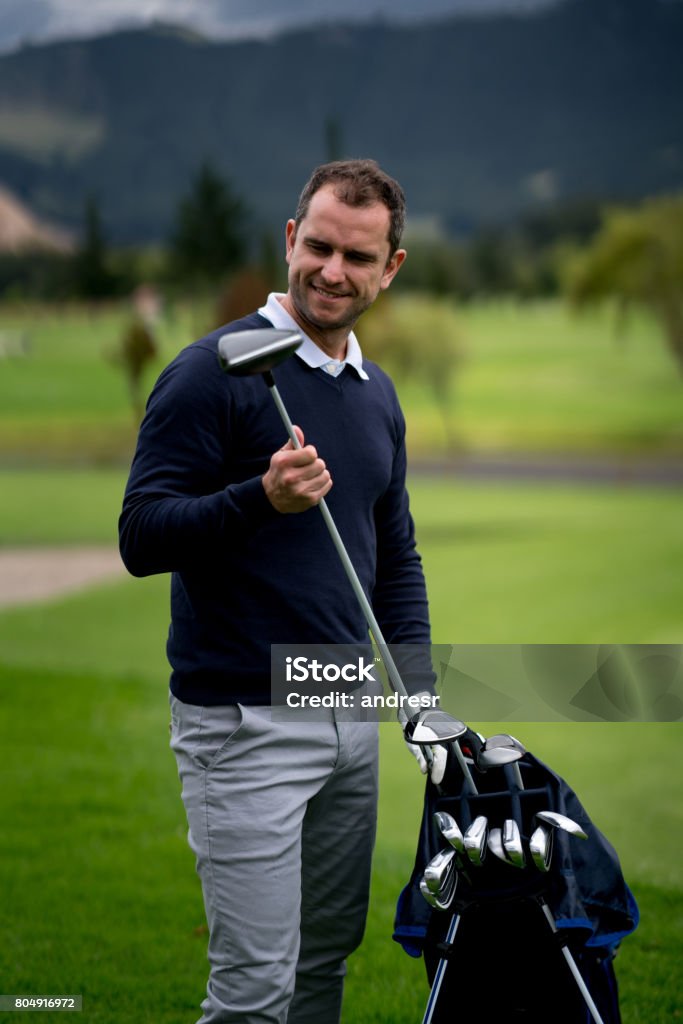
[487,827,509,864]
[536,810,588,840]
[529,824,554,872]
[420,877,440,909]
[217,328,302,377]
[423,847,457,893]
[463,816,488,867]
[434,811,465,853]
[502,819,526,868]
[420,870,458,911]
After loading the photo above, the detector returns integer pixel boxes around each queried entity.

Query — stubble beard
[290,278,374,336]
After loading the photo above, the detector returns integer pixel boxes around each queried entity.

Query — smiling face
[281,184,406,358]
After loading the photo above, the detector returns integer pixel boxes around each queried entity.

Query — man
[119,159,454,1024]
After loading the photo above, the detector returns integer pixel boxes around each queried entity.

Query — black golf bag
[394,746,639,1023]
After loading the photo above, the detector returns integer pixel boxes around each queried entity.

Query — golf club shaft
[268,380,478,792]
[268,381,410,699]
[539,902,606,1024]
[421,912,461,1024]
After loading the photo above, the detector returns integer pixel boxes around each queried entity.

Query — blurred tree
[394,239,476,299]
[361,293,464,452]
[564,194,683,376]
[72,196,117,299]
[214,267,273,328]
[169,162,248,289]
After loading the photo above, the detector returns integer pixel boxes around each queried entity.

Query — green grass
[0,303,201,464]
[0,468,681,1019]
[1,298,681,462]
[0,469,127,546]
[2,468,681,643]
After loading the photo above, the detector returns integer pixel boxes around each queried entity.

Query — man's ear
[380,248,407,291]
[285,219,297,263]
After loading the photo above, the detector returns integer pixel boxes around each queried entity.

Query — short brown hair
[295,159,406,256]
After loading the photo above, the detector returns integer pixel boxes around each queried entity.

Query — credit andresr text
[286,692,441,709]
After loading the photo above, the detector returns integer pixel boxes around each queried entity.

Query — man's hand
[400,696,483,788]
[404,737,449,786]
[262,426,333,513]
[399,695,466,786]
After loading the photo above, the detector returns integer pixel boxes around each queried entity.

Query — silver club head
[405,710,467,746]
[487,827,509,864]
[502,819,525,868]
[423,847,457,893]
[420,871,458,912]
[463,816,488,867]
[479,733,526,768]
[529,824,554,872]
[217,328,302,377]
[420,878,439,909]
[478,745,524,769]
[485,733,526,753]
[536,810,588,840]
[434,811,465,853]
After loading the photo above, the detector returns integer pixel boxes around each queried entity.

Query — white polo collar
[258,293,370,381]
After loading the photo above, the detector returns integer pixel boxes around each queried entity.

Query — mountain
[0,0,681,244]
[0,184,73,252]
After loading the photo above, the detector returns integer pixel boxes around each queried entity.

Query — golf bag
[394,747,639,1023]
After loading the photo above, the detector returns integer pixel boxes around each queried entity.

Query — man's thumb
[282,425,304,450]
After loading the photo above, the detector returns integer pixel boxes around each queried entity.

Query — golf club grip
[267,382,411,702]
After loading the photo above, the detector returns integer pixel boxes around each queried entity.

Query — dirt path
[0,546,126,609]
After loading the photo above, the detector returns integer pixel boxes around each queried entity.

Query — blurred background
[0,0,681,1021]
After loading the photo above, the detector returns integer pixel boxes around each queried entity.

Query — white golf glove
[404,735,449,786]
[399,691,468,787]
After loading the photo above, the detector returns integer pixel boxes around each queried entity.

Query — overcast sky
[0,0,559,54]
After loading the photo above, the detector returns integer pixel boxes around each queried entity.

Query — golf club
[539,899,607,1024]
[434,811,465,853]
[536,811,588,841]
[420,867,458,911]
[486,826,509,865]
[529,824,554,872]
[463,816,488,867]
[218,328,478,790]
[478,734,525,789]
[424,848,457,894]
[421,912,461,1024]
[501,818,525,868]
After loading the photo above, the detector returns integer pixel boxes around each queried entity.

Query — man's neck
[278,294,349,361]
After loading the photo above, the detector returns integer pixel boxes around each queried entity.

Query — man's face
[284,184,405,339]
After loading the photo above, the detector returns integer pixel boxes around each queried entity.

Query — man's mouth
[312,285,348,300]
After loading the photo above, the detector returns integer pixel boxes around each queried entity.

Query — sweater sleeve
[118,342,280,577]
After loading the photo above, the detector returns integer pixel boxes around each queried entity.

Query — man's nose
[320,252,345,284]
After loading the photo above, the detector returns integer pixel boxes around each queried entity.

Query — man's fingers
[281,425,305,451]
[262,429,333,512]
[274,445,322,471]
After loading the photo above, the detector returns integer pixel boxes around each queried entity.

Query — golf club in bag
[217,327,475,777]
[394,739,639,1023]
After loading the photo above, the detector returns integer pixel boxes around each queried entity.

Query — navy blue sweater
[119,313,432,705]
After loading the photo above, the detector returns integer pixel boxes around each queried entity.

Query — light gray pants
[170,695,379,1024]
